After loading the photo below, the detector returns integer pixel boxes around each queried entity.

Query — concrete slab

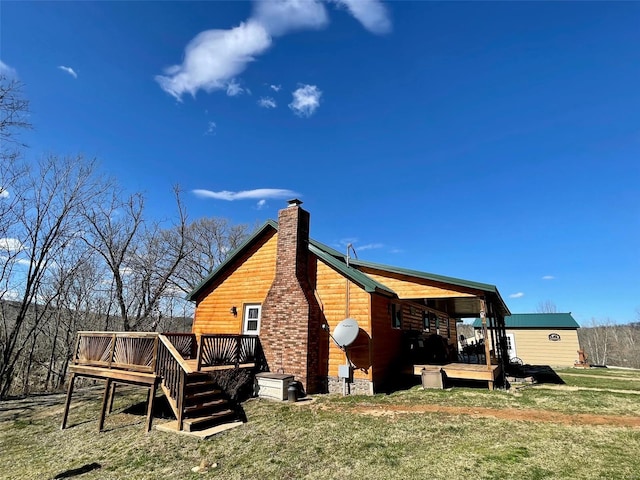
[156,420,244,439]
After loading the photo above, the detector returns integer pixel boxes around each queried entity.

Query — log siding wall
[314,260,372,381]
[192,232,277,336]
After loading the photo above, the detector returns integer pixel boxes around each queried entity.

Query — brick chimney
[260,199,323,393]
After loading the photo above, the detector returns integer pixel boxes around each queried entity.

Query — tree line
[0,76,250,398]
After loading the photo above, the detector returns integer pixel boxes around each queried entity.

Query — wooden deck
[414,363,502,390]
[61,332,261,434]
[184,359,256,372]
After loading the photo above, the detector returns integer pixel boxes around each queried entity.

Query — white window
[243,304,261,335]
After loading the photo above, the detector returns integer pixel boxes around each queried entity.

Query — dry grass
[0,368,639,480]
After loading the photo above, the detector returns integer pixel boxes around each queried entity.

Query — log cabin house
[61,199,511,435]
[187,199,511,395]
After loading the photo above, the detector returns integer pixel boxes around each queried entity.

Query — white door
[506,333,517,360]
[242,304,261,335]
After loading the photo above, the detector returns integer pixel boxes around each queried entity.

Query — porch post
[480,300,491,369]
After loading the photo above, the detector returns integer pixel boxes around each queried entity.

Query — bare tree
[0,155,103,397]
[171,217,249,295]
[535,300,558,313]
[83,186,191,331]
[0,75,30,150]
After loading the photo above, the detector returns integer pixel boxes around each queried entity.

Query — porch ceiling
[406,294,509,319]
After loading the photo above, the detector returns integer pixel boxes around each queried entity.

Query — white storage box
[255,373,294,401]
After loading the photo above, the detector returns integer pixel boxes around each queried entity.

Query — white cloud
[0,188,9,199]
[0,238,24,252]
[509,292,525,299]
[542,275,555,280]
[193,188,300,201]
[226,79,245,96]
[0,60,17,77]
[58,65,78,79]
[332,0,391,34]
[205,121,217,135]
[253,0,329,36]
[257,199,267,209]
[289,84,322,117]
[270,84,281,92]
[258,96,277,108]
[156,1,391,100]
[338,238,358,247]
[357,243,383,251]
[156,20,272,101]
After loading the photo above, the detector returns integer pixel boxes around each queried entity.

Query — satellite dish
[333,318,359,348]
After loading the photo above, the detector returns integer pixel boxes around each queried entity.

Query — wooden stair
[179,373,237,432]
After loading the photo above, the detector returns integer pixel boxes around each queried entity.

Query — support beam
[98,378,112,432]
[145,380,158,433]
[107,382,117,414]
[60,373,76,430]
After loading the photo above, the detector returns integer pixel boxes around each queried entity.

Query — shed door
[242,304,261,335]
[506,333,517,360]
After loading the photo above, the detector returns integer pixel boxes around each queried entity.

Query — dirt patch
[348,404,640,428]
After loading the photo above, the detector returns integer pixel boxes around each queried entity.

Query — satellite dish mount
[324,318,359,396]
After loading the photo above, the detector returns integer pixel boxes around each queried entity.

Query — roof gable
[186,220,277,301]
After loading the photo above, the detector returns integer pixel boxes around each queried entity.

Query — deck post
[107,382,117,414]
[176,370,185,431]
[61,373,76,430]
[145,379,158,433]
[98,378,112,431]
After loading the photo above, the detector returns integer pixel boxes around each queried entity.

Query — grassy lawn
[554,367,640,392]
[0,368,639,480]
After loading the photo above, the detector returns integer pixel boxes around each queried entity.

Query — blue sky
[2,1,639,325]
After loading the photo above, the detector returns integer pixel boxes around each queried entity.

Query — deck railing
[196,334,262,371]
[163,333,198,360]
[72,331,159,373]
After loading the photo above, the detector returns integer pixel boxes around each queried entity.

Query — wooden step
[185,380,218,394]
[182,409,236,432]
[185,388,223,404]
[184,398,228,416]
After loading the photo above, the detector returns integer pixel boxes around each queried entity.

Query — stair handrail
[157,334,194,374]
[156,334,194,430]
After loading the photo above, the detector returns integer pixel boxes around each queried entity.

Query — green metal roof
[186,220,396,301]
[472,313,579,329]
[187,217,508,312]
[309,241,396,297]
[346,258,499,293]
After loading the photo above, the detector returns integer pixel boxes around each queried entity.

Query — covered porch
[400,293,510,390]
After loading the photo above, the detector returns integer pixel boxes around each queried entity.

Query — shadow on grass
[52,462,101,479]
[507,364,565,385]
[121,394,174,419]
